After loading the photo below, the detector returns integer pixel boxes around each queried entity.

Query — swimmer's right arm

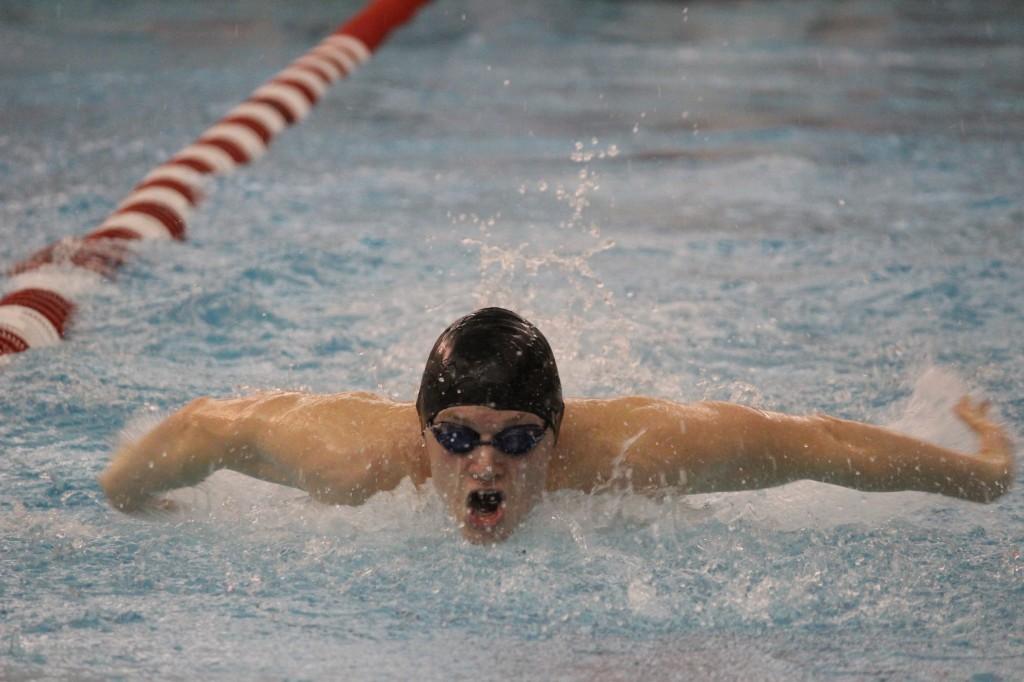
[99,392,424,513]
[99,397,243,512]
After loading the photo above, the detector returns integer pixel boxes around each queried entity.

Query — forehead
[434,405,544,429]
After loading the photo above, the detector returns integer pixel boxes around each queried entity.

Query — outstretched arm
[781,397,1013,502]
[560,396,1014,502]
[100,396,245,512]
[99,392,424,513]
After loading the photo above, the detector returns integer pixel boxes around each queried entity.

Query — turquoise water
[2,1,1023,679]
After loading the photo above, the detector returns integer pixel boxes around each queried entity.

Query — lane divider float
[1,0,431,357]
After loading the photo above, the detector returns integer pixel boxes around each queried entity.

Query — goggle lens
[430,423,546,456]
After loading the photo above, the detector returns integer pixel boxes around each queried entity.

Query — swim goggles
[429,422,547,457]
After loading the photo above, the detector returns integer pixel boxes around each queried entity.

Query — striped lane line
[3,0,434,357]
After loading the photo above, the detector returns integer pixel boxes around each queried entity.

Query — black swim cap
[416,307,564,438]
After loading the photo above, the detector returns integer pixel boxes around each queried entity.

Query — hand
[954,395,1015,496]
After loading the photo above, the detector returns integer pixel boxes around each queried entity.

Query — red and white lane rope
[0,0,431,358]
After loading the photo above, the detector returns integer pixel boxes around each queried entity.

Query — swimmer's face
[424,405,553,544]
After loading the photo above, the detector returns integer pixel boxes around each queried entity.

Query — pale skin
[99,391,1015,543]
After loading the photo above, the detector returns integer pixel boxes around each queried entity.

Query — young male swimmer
[100,307,1015,543]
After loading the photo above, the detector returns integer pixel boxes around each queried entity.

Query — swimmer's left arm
[618,397,1014,502]
[786,397,1015,502]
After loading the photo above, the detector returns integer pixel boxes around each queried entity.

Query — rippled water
[2,1,1023,679]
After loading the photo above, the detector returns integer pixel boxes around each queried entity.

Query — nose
[467,444,503,481]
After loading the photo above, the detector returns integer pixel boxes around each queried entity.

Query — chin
[459,521,515,544]
[457,503,519,544]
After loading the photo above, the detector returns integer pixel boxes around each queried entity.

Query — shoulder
[189,390,419,442]
[236,391,425,493]
[562,395,708,428]
[563,396,779,427]
[564,395,668,417]
[550,397,693,490]
[210,390,413,418]
[551,398,777,487]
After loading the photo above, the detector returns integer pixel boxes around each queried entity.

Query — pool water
[2,0,1023,679]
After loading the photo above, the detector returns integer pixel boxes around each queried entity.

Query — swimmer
[100,307,1015,543]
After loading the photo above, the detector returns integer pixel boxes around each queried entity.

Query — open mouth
[465,489,505,529]
[468,489,503,514]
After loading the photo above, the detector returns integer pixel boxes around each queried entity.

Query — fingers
[954,395,992,429]
[956,395,989,414]
[950,393,999,440]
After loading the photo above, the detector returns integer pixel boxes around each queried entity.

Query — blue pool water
[2,0,1023,678]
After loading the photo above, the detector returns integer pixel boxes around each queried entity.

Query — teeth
[468,490,503,514]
